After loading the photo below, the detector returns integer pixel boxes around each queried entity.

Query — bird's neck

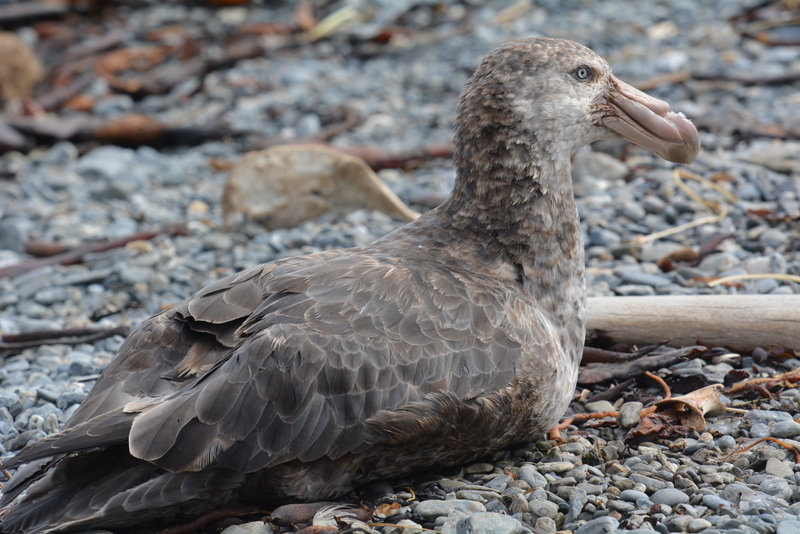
[441,131,585,300]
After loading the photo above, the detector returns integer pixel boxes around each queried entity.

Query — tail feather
[0,446,244,533]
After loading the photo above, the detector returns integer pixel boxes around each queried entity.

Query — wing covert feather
[13,250,535,478]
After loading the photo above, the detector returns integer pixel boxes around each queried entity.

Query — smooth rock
[750,423,771,438]
[533,516,557,534]
[536,462,575,473]
[456,512,522,534]
[619,489,649,503]
[770,421,800,438]
[528,499,559,519]
[572,150,629,181]
[651,488,689,506]
[629,473,669,492]
[220,522,274,534]
[585,400,615,413]
[617,402,644,428]
[415,500,486,520]
[575,516,619,534]
[777,519,800,534]
[686,518,713,532]
[519,465,547,488]
[745,410,793,425]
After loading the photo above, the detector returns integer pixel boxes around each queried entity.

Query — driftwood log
[587,295,800,351]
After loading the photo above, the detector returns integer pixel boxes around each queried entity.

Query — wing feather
[7,249,531,482]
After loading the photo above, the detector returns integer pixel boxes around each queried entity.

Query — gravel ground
[1,1,800,533]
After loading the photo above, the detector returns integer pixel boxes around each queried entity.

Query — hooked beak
[597,76,700,164]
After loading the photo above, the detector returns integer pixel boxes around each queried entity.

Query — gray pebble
[745,253,787,275]
[456,512,522,534]
[750,423,771,438]
[0,222,26,253]
[533,516,556,534]
[702,494,732,509]
[575,516,619,534]
[777,519,800,534]
[617,402,643,428]
[588,228,621,247]
[762,475,794,496]
[650,488,689,506]
[770,421,800,438]
[537,462,575,473]
[760,228,789,249]
[415,500,486,520]
[619,489,649,503]
[686,518,713,532]
[629,473,669,492]
[585,400,615,413]
[620,271,671,287]
[614,284,656,296]
[528,499,558,519]
[519,465,547,489]
[219,522,274,534]
[745,410,793,425]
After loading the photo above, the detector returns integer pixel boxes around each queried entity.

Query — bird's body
[0,38,698,533]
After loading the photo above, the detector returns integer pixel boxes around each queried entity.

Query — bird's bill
[598,76,700,164]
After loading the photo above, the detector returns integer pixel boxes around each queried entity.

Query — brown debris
[0,31,43,100]
[0,223,188,279]
[578,345,707,384]
[626,412,697,443]
[0,326,130,355]
[582,342,666,364]
[728,366,800,394]
[651,384,726,431]
[95,45,174,95]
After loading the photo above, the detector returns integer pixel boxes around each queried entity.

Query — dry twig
[0,223,188,279]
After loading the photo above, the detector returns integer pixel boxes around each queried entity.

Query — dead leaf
[95,46,173,94]
[373,502,401,518]
[626,412,696,443]
[653,384,726,431]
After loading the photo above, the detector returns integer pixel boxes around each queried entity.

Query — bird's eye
[574,66,592,81]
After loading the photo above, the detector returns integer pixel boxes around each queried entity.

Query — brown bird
[0,38,699,533]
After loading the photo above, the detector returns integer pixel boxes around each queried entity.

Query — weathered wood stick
[587,295,800,351]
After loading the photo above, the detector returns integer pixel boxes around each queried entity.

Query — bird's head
[456,38,699,167]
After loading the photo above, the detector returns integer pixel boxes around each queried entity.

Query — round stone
[651,488,690,506]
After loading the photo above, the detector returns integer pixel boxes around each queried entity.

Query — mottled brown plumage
[0,38,699,533]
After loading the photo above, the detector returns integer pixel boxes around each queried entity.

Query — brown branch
[0,326,130,354]
[0,223,188,279]
[645,371,671,400]
[728,367,800,395]
[577,345,707,385]
[692,70,800,86]
[585,378,635,403]
[582,341,668,364]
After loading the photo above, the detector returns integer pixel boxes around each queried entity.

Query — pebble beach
[0,0,799,533]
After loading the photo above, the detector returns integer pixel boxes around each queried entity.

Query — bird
[0,37,699,533]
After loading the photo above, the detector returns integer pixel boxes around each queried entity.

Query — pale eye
[574,66,592,81]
